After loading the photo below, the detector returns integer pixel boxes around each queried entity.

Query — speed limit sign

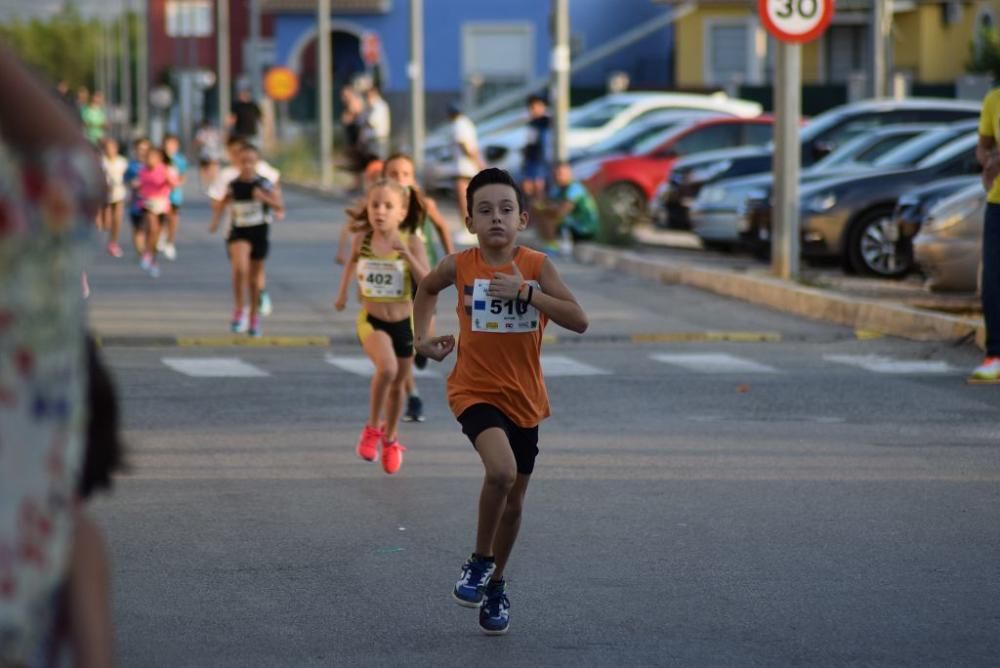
[758,0,835,43]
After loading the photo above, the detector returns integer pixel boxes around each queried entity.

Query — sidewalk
[583,226,986,350]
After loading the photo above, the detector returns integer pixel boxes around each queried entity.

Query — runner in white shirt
[208,136,282,316]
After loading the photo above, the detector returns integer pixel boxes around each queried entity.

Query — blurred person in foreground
[530,161,599,254]
[972,88,1000,383]
[0,43,117,666]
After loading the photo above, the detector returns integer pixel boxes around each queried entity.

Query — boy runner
[414,168,589,635]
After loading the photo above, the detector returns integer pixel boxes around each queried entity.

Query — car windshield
[571,102,631,129]
[812,133,884,169]
[916,136,977,168]
[873,129,963,167]
[630,124,691,155]
[582,120,683,155]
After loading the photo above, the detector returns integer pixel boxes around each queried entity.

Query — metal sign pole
[552,0,570,162]
[317,0,334,189]
[217,0,231,134]
[771,41,801,280]
[409,0,425,176]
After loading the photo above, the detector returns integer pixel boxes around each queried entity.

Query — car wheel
[846,207,913,278]
[603,181,647,224]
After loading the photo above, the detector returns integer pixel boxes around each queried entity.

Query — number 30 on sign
[758,0,835,44]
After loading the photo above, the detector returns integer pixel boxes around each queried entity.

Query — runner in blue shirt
[162,133,187,261]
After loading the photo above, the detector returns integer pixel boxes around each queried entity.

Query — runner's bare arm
[208,197,227,233]
[253,184,282,209]
[424,197,456,255]
[414,254,458,361]
[401,231,431,283]
[532,257,589,333]
[978,135,1000,191]
[334,232,364,311]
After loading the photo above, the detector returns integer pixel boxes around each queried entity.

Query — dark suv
[655,98,982,229]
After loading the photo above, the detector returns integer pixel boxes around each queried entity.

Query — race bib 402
[357,258,405,299]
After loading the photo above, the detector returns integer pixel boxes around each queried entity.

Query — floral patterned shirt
[0,143,101,663]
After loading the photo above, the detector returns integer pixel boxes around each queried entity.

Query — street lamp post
[552,0,570,163]
[409,0,425,176]
[217,0,231,134]
[318,0,334,189]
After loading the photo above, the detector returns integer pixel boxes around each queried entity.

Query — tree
[967,25,1000,82]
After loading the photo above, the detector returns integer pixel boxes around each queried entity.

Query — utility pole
[119,0,132,137]
[409,0,425,175]
[771,42,801,280]
[318,0,334,189]
[217,0,231,133]
[552,0,570,162]
[136,0,148,135]
[872,0,893,98]
[250,0,262,100]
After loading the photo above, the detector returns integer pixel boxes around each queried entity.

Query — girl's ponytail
[400,184,425,234]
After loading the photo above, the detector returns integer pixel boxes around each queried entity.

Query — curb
[575,244,986,350]
[93,331,784,348]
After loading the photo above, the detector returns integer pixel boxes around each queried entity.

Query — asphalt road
[87,186,1000,667]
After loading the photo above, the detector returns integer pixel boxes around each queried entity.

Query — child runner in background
[413,168,588,635]
[334,178,429,475]
[335,159,384,265]
[99,137,128,257]
[381,152,456,422]
[209,136,282,316]
[124,137,150,257]
[137,147,179,278]
[161,133,187,261]
[209,143,284,338]
[193,119,223,186]
[531,160,599,253]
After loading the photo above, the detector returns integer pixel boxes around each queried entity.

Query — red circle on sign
[758,0,835,44]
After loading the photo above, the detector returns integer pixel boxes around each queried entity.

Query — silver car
[913,182,984,292]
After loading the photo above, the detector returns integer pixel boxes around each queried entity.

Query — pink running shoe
[381,436,407,475]
[356,425,382,462]
[106,241,124,258]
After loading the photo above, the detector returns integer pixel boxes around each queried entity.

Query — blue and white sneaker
[452,554,495,607]
[479,579,510,635]
[259,290,273,317]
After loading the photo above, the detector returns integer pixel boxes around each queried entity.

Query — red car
[582,115,776,220]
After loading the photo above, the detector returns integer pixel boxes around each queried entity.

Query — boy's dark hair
[163,133,179,143]
[80,335,126,499]
[226,135,245,148]
[526,93,547,106]
[465,168,527,218]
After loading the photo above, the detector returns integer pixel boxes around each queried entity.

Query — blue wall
[272,0,673,94]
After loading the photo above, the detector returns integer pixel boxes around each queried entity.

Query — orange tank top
[447,246,550,427]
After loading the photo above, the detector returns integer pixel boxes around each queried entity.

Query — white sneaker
[156,236,167,252]
[163,243,177,261]
[968,357,1000,384]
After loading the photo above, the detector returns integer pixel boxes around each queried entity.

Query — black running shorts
[457,403,539,475]
[227,223,270,261]
[358,312,414,358]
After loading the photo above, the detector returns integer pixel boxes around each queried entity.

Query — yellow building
[661,0,1000,89]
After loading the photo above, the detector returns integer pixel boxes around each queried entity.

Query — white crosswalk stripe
[540,354,610,377]
[324,354,440,377]
[162,357,269,377]
[650,353,781,374]
[824,354,956,374]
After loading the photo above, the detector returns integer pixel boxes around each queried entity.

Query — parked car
[423,107,528,190]
[746,132,981,277]
[913,182,985,292]
[583,115,775,222]
[476,91,764,182]
[687,124,935,248]
[658,98,982,230]
[894,175,980,251]
[569,110,723,167]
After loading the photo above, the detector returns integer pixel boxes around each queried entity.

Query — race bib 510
[471,278,539,333]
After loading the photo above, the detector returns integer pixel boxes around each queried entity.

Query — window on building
[706,22,749,86]
[462,23,534,108]
[824,25,866,83]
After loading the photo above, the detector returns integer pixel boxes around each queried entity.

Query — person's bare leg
[472,429,517,556]
[229,241,250,315]
[167,208,179,244]
[145,213,161,260]
[362,331,398,428]
[248,259,264,323]
[68,511,114,668]
[492,473,530,579]
[108,202,122,245]
[455,178,470,222]
[384,356,413,441]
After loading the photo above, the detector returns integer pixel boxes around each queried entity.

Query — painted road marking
[324,354,439,378]
[650,353,781,374]
[162,357,269,378]
[824,354,955,374]
[541,355,610,377]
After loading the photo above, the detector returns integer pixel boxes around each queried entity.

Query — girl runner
[99,137,127,257]
[334,178,429,475]
[137,147,179,278]
[208,143,283,337]
[161,133,187,261]
[413,168,588,635]
[381,152,456,422]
